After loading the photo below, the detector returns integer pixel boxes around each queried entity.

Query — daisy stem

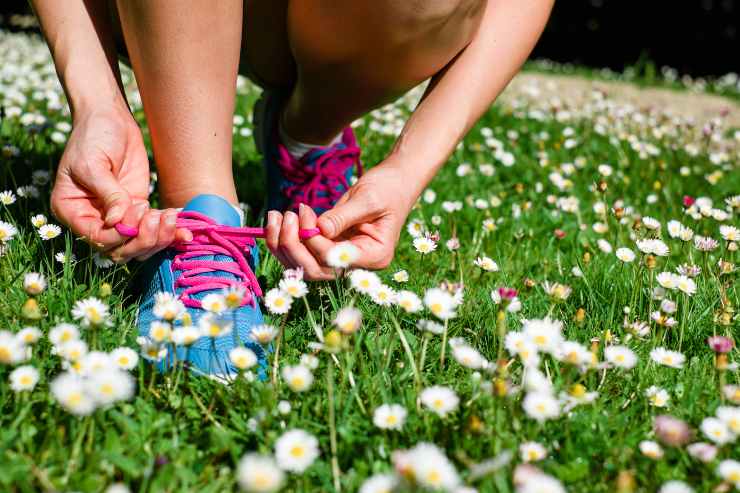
[271,315,288,387]
[418,335,430,378]
[391,315,420,386]
[326,360,341,492]
[440,319,449,368]
[302,296,324,342]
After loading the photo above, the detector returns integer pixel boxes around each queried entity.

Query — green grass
[1,29,739,492]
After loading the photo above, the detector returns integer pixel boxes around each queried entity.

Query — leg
[115,0,243,208]
[280,0,487,144]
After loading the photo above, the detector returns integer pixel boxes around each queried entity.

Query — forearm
[386,0,554,202]
[30,0,126,118]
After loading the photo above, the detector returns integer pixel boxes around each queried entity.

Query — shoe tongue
[183,194,241,227]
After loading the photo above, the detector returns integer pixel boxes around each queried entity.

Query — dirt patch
[500,72,740,128]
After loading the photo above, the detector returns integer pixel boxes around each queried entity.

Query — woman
[32,0,553,376]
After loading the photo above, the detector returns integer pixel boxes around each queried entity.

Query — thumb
[78,165,132,226]
[317,195,374,239]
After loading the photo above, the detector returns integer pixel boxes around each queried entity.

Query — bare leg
[243,0,486,145]
[115,0,243,208]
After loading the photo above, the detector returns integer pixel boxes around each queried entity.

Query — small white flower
[282,365,314,392]
[413,237,437,254]
[522,392,560,422]
[650,347,685,369]
[326,242,359,268]
[274,429,319,473]
[646,386,670,407]
[474,256,499,272]
[359,474,398,493]
[250,324,279,345]
[392,270,409,283]
[264,288,293,315]
[16,326,42,345]
[152,292,185,321]
[604,345,637,369]
[0,221,19,243]
[237,454,285,493]
[30,214,47,228]
[51,373,95,416]
[9,365,39,392]
[279,277,308,298]
[0,190,16,205]
[198,314,233,338]
[38,224,62,240]
[616,247,636,263]
[349,269,382,294]
[49,323,80,345]
[701,417,733,445]
[110,347,139,371]
[639,440,664,459]
[334,307,362,334]
[396,290,422,313]
[372,403,407,430]
[201,293,227,314]
[229,347,258,370]
[71,297,109,327]
[149,321,172,343]
[520,441,547,462]
[420,385,459,417]
[423,288,456,320]
[370,284,396,306]
[717,459,740,486]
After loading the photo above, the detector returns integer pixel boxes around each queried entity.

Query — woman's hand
[50,104,189,262]
[265,163,416,280]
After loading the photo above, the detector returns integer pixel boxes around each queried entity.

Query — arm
[32,1,188,261]
[294,0,554,276]
[385,0,554,199]
[31,0,126,117]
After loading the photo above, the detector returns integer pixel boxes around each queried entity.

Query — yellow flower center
[19,375,32,385]
[0,347,10,362]
[101,383,114,395]
[86,307,102,324]
[430,303,442,315]
[386,415,397,425]
[290,446,305,458]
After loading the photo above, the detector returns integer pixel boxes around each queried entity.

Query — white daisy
[9,365,39,392]
[237,454,284,493]
[326,242,359,268]
[229,347,258,370]
[282,365,314,392]
[264,288,293,315]
[372,404,407,430]
[38,223,62,240]
[333,307,362,335]
[274,429,319,473]
[420,386,459,417]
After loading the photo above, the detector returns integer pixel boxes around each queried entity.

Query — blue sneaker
[136,194,267,380]
[252,90,362,213]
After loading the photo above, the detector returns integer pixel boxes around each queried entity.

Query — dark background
[1,0,738,77]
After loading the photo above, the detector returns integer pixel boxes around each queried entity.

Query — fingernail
[284,212,296,225]
[165,213,177,225]
[148,215,160,227]
[267,211,277,226]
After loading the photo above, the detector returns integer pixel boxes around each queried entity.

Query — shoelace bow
[115,211,319,309]
[278,128,363,211]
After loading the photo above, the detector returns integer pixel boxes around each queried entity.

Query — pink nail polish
[115,223,138,237]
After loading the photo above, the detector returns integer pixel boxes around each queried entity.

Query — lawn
[1,28,739,493]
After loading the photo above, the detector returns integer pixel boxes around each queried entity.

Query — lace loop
[277,127,363,211]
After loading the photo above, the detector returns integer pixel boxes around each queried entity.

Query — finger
[280,210,334,280]
[109,210,161,263]
[136,209,178,261]
[317,192,377,239]
[73,164,134,227]
[119,200,149,233]
[265,210,292,267]
[73,218,127,250]
[298,204,337,266]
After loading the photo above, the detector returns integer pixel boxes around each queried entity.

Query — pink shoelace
[277,127,363,211]
[116,211,319,309]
